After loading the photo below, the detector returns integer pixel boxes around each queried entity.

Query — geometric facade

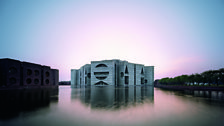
[71,59,154,87]
[0,58,59,89]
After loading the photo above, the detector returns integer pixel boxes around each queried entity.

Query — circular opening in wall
[34,79,39,84]
[9,67,17,74]
[45,79,49,84]
[26,78,32,84]
[34,70,39,76]
[27,69,32,75]
[45,72,50,77]
[87,73,91,78]
[9,77,16,84]
[120,72,124,77]
[145,79,148,83]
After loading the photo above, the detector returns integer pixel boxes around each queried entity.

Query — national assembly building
[71,59,154,87]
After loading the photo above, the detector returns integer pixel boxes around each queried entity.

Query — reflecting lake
[1,86,224,126]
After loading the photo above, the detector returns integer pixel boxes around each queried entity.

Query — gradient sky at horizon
[1,0,224,81]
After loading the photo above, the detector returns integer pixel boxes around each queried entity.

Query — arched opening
[121,72,124,77]
[145,79,148,84]
[96,64,107,68]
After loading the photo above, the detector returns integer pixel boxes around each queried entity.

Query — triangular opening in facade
[125,66,129,74]
[94,81,109,85]
[141,67,144,74]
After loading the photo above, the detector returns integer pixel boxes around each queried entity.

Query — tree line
[158,68,224,86]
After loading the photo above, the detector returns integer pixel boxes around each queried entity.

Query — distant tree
[159,77,170,85]
[180,75,189,85]
[219,68,224,85]
[212,70,220,86]
[158,68,224,87]
[201,70,213,86]
[167,78,174,85]
[188,74,195,86]
[201,73,207,86]
[173,76,182,85]
[194,73,202,85]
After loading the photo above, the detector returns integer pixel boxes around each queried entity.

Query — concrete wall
[84,64,91,86]
[91,60,116,86]
[76,64,92,87]
[127,63,135,86]
[0,59,21,88]
[71,69,79,87]
[0,58,59,89]
[144,66,154,86]
[135,64,145,85]
[120,61,135,86]
[22,62,42,87]
[71,64,91,87]
[42,66,52,86]
[72,59,154,87]
[79,66,84,86]
[113,60,119,86]
[71,69,75,87]
[51,69,59,86]
[77,69,80,86]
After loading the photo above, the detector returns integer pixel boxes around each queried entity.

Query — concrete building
[0,58,59,89]
[71,59,154,87]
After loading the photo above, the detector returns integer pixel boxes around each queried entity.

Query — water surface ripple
[1,86,224,126]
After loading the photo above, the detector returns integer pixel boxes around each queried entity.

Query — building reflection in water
[0,88,58,120]
[71,86,154,109]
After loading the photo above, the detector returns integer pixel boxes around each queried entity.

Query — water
[1,86,224,126]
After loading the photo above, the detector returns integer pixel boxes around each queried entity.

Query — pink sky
[1,0,224,81]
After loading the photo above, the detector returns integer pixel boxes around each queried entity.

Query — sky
[0,0,224,81]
